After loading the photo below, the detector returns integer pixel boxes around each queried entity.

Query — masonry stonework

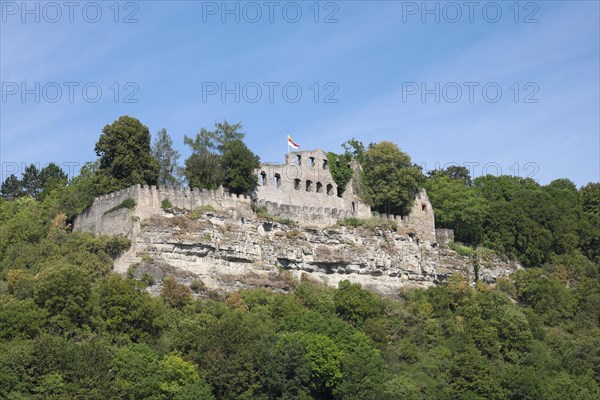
[255,149,372,219]
[68,149,499,296]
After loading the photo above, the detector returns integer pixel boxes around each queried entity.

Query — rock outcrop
[114,209,520,297]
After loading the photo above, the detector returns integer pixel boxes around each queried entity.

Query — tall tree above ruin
[362,141,425,216]
[95,116,159,188]
[152,128,181,186]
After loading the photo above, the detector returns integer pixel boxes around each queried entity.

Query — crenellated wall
[74,150,441,245]
[74,185,440,246]
[256,199,357,226]
[73,184,253,234]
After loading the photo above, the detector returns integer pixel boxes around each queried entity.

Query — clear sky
[1,0,599,186]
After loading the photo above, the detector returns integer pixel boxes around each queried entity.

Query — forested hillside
[1,117,599,399]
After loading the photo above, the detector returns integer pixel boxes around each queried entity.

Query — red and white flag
[287,135,300,149]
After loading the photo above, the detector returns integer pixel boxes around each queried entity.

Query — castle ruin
[69,150,523,296]
[74,149,439,244]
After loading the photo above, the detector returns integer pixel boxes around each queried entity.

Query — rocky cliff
[114,208,520,297]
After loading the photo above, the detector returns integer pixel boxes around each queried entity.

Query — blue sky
[1,0,599,186]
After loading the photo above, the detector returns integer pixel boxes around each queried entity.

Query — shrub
[140,273,155,286]
[186,205,217,219]
[337,217,397,231]
[449,241,476,257]
[251,203,296,226]
[162,277,191,308]
[190,280,205,293]
[161,199,173,210]
[104,198,136,215]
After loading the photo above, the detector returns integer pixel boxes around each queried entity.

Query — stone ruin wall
[73,149,441,244]
[73,184,253,235]
[255,149,372,219]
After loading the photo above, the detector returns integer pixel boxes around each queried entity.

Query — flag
[288,135,300,149]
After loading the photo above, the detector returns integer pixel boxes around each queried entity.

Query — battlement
[73,184,254,235]
[74,150,440,244]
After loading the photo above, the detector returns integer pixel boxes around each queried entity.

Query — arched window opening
[326,184,334,196]
[260,171,267,186]
[274,173,281,189]
[306,180,313,192]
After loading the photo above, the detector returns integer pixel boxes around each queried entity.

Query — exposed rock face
[115,210,520,297]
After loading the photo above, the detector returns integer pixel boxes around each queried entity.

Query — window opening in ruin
[260,171,266,186]
[274,173,281,189]
[352,202,356,213]
[294,179,301,190]
[296,155,301,165]
[327,183,334,196]
[316,182,323,193]
[337,187,343,198]
[306,180,313,192]
[322,159,328,169]
[421,204,427,211]
[309,157,315,167]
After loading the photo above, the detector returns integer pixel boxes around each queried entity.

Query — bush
[251,203,296,226]
[140,273,155,286]
[162,277,191,308]
[337,217,397,231]
[161,199,173,210]
[449,241,476,257]
[190,280,205,293]
[186,205,217,219]
[104,198,136,215]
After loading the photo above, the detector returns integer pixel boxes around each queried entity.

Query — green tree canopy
[94,116,159,188]
[0,174,22,200]
[221,140,260,195]
[362,141,425,215]
[152,128,181,186]
[183,120,257,192]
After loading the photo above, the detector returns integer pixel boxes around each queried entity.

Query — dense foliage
[95,116,160,188]
[426,169,599,267]
[1,171,599,399]
[183,120,260,193]
[361,142,425,215]
[1,123,598,399]
[326,152,353,196]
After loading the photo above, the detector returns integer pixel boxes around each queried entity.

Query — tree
[184,152,223,190]
[211,120,245,151]
[428,165,472,186]
[110,343,162,399]
[21,164,42,197]
[425,175,486,244]
[94,116,159,187]
[221,140,259,195]
[92,275,161,341]
[152,128,181,186]
[362,141,425,215]
[38,163,68,198]
[162,276,192,308]
[0,174,22,199]
[581,182,600,216]
[334,280,384,325]
[183,120,249,190]
[327,152,353,196]
[342,138,367,162]
[33,263,92,331]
